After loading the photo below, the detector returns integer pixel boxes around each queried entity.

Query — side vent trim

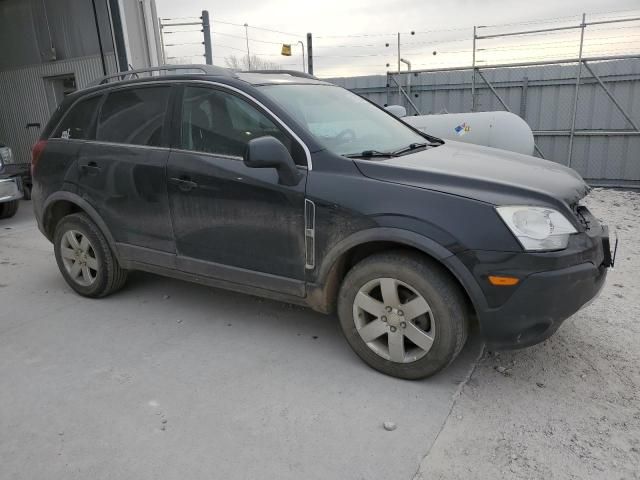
[304,199,316,270]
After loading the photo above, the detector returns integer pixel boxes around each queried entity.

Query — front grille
[572,203,602,235]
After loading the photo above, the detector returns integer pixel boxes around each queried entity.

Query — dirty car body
[31,67,612,378]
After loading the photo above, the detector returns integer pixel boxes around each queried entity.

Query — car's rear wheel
[0,200,19,219]
[53,213,128,297]
[337,251,469,379]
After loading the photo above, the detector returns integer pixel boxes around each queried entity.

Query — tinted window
[180,86,301,162]
[97,87,170,146]
[53,95,101,140]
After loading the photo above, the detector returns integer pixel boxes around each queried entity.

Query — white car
[0,144,24,219]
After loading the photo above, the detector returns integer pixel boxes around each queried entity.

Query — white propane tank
[392,110,535,156]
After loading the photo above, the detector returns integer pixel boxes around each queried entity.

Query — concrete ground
[1,188,638,480]
[0,201,482,480]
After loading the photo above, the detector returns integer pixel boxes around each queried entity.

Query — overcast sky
[155,0,640,77]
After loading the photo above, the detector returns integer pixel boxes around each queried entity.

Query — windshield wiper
[390,142,430,156]
[344,149,398,158]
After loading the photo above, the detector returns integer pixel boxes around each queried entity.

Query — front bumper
[0,177,23,203]
[477,261,607,349]
[457,224,610,350]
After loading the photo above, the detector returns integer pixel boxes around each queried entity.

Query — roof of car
[235,71,331,86]
[86,65,331,91]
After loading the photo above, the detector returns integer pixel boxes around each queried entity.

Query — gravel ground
[416,188,640,480]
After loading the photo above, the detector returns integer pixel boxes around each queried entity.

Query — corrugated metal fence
[327,56,640,186]
[0,54,117,166]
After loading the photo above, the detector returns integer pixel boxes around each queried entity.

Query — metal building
[0,0,163,167]
[328,56,640,187]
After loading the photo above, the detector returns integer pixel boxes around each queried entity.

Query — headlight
[496,206,577,251]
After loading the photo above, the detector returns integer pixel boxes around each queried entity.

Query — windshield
[258,84,428,156]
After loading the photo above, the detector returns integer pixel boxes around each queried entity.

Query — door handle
[170,177,198,192]
[79,161,101,175]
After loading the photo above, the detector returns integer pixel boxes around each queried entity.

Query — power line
[315,36,471,50]
[211,31,287,45]
[162,29,202,34]
[213,43,247,53]
[162,15,303,37]
[314,53,396,58]
[312,8,638,40]
[315,32,398,39]
[213,18,303,37]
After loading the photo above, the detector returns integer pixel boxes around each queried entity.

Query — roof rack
[242,69,318,80]
[89,64,233,87]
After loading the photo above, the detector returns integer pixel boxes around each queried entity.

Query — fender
[42,191,121,261]
[313,227,488,314]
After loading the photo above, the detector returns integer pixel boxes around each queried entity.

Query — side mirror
[243,136,303,186]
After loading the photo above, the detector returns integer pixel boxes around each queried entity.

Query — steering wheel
[334,128,356,145]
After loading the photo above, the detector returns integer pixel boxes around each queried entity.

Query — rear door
[77,85,175,258]
[167,84,308,295]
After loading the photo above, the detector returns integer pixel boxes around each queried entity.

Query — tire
[22,184,32,201]
[0,200,19,219]
[337,251,469,380]
[53,213,128,297]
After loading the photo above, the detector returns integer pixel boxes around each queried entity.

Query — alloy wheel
[352,277,435,363]
[59,230,99,287]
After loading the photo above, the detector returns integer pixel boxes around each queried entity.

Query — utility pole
[244,23,251,70]
[307,33,313,75]
[201,10,212,65]
[90,0,107,75]
[386,31,414,103]
[158,21,167,64]
[471,26,477,111]
[397,32,401,100]
[567,12,586,167]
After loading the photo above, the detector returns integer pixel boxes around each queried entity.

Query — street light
[385,31,414,98]
[400,58,411,98]
[297,40,306,73]
[282,41,306,73]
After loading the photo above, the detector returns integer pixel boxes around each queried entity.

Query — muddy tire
[53,213,128,297]
[337,251,469,380]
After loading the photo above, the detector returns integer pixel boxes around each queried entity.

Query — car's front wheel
[53,213,128,297]
[337,251,469,379]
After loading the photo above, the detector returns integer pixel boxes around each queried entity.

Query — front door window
[179,86,298,160]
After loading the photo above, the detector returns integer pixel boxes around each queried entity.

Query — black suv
[32,66,612,379]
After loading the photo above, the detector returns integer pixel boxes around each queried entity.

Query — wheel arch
[306,228,487,316]
[42,192,120,260]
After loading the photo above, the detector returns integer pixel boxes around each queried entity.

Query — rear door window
[97,86,171,147]
[53,95,101,140]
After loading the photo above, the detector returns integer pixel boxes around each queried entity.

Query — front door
[167,85,308,295]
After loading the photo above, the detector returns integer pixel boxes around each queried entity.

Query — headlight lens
[496,206,577,251]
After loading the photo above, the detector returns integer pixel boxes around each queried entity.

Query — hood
[354,140,589,208]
